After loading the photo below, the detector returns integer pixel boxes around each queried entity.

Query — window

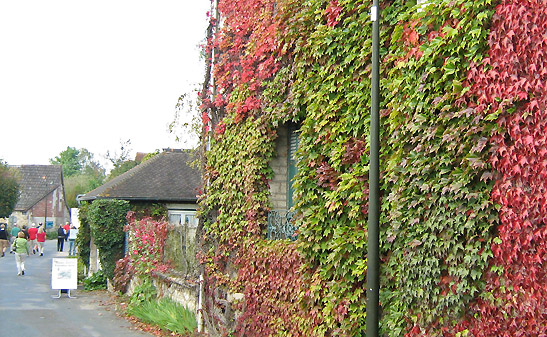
[166,210,199,275]
[168,211,198,227]
[287,123,300,209]
[267,123,300,240]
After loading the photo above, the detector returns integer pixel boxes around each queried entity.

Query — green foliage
[50,146,105,179]
[105,139,138,181]
[46,230,58,240]
[49,147,105,207]
[201,0,510,335]
[107,160,138,181]
[380,0,497,333]
[77,201,92,270]
[129,278,158,305]
[64,174,104,208]
[83,270,107,291]
[127,295,197,335]
[130,202,167,219]
[88,199,130,280]
[0,161,19,218]
[50,146,82,177]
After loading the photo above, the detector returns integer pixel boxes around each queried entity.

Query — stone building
[10,165,70,230]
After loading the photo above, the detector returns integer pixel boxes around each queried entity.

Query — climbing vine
[461,1,547,335]
[200,0,547,335]
[88,199,130,280]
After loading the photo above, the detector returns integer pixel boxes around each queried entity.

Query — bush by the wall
[88,199,130,280]
[76,201,91,270]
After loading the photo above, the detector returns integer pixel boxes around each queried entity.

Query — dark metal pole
[366,1,380,336]
[43,176,48,227]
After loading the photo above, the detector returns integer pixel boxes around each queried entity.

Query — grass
[127,297,197,336]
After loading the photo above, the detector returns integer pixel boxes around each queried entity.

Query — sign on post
[51,258,78,298]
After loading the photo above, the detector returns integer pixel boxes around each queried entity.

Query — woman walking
[13,231,29,276]
[37,226,46,256]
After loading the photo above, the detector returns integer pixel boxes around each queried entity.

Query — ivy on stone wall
[200,0,547,335]
[88,199,130,280]
[76,201,91,270]
[381,0,497,334]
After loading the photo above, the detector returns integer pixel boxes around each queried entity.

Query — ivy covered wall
[199,0,547,336]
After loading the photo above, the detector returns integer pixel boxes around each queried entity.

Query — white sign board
[51,258,78,290]
[70,208,80,228]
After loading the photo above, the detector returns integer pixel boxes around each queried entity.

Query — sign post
[51,258,78,298]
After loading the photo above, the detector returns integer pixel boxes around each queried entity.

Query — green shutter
[287,123,299,209]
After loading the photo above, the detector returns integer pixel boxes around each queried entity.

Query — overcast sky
[0,0,210,168]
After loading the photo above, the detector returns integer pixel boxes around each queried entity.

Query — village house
[9,165,70,230]
[80,148,202,312]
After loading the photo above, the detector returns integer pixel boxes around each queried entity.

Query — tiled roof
[80,150,200,202]
[14,165,63,212]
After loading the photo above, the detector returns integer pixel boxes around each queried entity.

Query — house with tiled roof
[10,165,70,229]
[80,148,202,278]
[80,148,200,217]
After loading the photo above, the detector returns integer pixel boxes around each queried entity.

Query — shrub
[83,270,107,291]
[76,201,91,270]
[88,199,130,279]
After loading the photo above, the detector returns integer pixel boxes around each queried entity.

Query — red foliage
[460,1,547,335]
[124,213,172,276]
[210,0,284,121]
[233,241,317,336]
[325,1,343,28]
[316,161,340,190]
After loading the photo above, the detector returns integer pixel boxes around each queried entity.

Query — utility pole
[366,1,381,336]
[42,176,49,228]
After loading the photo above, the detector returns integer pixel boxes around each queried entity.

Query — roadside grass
[127,297,197,336]
[123,279,197,336]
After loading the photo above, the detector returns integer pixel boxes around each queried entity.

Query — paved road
[0,239,152,337]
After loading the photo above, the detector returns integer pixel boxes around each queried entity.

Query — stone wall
[126,274,200,315]
[269,124,289,210]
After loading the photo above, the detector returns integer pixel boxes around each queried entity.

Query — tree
[105,139,140,181]
[0,161,19,218]
[50,146,82,177]
[50,147,106,207]
[50,147,105,178]
[105,139,133,170]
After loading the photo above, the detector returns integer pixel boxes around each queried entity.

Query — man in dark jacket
[57,225,66,252]
[0,224,9,257]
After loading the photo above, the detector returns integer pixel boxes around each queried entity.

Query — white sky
[0,0,209,168]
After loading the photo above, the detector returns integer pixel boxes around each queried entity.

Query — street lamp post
[367,0,381,336]
[42,176,48,228]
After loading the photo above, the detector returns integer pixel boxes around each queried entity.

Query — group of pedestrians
[0,222,78,276]
[57,222,78,256]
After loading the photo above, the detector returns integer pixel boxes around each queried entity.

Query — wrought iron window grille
[267,210,297,241]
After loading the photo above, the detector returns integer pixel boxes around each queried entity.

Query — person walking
[28,223,38,254]
[21,225,29,239]
[12,231,30,276]
[37,227,46,256]
[0,224,9,257]
[9,224,20,254]
[57,225,66,252]
[67,225,79,256]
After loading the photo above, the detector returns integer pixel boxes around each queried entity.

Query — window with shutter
[287,123,300,209]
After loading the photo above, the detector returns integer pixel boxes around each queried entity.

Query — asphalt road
[0,239,152,337]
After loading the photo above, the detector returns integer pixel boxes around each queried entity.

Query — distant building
[10,165,70,229]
